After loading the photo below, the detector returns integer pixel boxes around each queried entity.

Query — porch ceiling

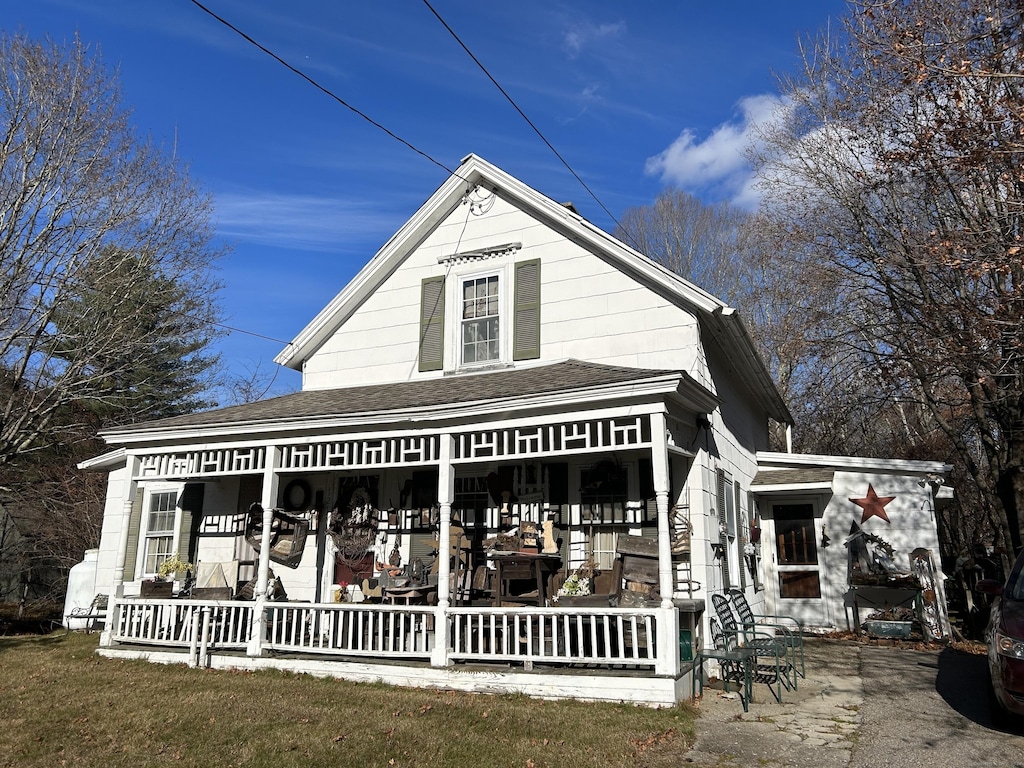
[102,359,716,442]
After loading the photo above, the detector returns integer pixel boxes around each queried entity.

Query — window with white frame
[589,526,630,571]
[461,274,501,365]
[144,490,178,576]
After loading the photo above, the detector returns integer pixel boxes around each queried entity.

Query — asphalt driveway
[666,639,1024,768]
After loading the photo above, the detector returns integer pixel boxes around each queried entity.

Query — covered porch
[92,361,716,705]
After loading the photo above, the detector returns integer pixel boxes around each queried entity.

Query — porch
[98,596,695,706]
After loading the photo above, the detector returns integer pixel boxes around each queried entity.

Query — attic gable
[275,154,791,425]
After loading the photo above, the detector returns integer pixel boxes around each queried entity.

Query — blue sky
[4,0,849,399]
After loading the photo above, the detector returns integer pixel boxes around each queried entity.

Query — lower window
[144,490,178,576]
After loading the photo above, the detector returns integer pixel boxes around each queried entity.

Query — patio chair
[712,593,794,698]
[728,588,806,680]
[692,617,755,711]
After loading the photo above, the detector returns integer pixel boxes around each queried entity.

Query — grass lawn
[0,632,695,768]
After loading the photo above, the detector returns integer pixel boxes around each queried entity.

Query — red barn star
[850,484,895,524]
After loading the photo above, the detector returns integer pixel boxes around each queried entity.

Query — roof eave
[102,372,693,447]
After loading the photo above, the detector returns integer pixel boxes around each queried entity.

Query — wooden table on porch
[383,584,436,605]
[488,552,562,607]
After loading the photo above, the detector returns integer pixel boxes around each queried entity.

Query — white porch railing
[106,599,661,671]
[264,603,434,659]
[448,606,658,667]
[111,599,253,650]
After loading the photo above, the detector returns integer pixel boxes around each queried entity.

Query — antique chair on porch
[727,589,806,680]
[712,593,793,699]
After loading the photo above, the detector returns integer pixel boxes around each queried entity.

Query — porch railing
[264,602,433,659]
[111,598,253,651]
[107,599,661,670]
[448,606,658,667]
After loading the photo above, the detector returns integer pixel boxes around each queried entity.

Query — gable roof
[274,154,791,425]
[101,359,718,443]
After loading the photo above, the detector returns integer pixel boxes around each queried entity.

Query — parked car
[977,547,1024,728]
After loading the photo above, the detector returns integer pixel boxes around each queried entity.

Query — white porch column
[103,453,140,647]
[431,433,455,668]
[651,412,674,609]
[651,411,680,678]
[112,453,141,590]
[248,445,282,657]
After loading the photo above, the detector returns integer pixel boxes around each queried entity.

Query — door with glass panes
[770,501,829,625]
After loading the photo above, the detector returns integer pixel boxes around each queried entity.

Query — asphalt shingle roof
[751,468,836,487]
[105,359,682,437]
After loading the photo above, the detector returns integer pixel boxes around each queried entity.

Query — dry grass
[0,633,695,768]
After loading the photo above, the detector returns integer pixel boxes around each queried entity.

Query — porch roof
[102,359,715,441]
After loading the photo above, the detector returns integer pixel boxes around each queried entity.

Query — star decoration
[850,484,895,524]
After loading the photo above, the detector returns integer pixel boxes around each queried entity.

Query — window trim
[139,485,183,578]
[448,264,510,371]
[459,271,503,367]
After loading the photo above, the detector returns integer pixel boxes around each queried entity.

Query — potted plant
[157,553,194,583]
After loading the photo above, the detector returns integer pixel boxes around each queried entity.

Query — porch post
[248,445,282,657]
[651,411,674,609]
[112,453,141,589]
[651,411,680,677]
[431,433,455,667]
[103,453,140,647]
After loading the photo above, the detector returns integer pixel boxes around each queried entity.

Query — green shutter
[179,483,205,562]
[123,487,144,582]
[736,481,747,591]
[513,259,541,360]
[419,275,446,372]
[717,469,731,589]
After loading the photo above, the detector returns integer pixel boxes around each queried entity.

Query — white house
[77,154,952,705]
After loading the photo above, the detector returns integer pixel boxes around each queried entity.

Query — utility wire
[421,0,638,249]
[188,0,461,179]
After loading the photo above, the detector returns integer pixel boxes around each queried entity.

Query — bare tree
[0,32,227,598]
[752,0,1024,553]
[0,32,225,468]
[615,189,749,299]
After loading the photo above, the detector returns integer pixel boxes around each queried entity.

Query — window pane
[144,535,173,575]
[461,277,500,365]
[774,504,817,565]
[779,571,821,598]
[148,491,177,534]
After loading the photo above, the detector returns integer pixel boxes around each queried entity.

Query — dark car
[977,548,1024,727]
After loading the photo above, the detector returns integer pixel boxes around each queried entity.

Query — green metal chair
[692,617,755,711]
[728,588,806,680]
[712,593,792,699]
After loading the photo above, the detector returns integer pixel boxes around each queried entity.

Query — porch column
[103,453,141,647]
[431,433,455,668]
[651,412,674,609]
[112,453,141,590]
[651,411,680,678]
[248,445,282,657]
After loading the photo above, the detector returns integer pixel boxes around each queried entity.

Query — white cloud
[645,94,789,209]
[563,20,626,59]
[213,190,403,251]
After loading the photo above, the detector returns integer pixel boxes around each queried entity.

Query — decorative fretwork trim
[437,241,521,265]
[132,415,653,479]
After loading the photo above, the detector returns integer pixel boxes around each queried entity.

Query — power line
[188,0,461,179]
[421,0,638,248]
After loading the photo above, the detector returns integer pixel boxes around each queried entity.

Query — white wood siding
[301,195,708,390]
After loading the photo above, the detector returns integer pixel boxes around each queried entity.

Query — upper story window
[418,253,540,373]
[461,274,501,365]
